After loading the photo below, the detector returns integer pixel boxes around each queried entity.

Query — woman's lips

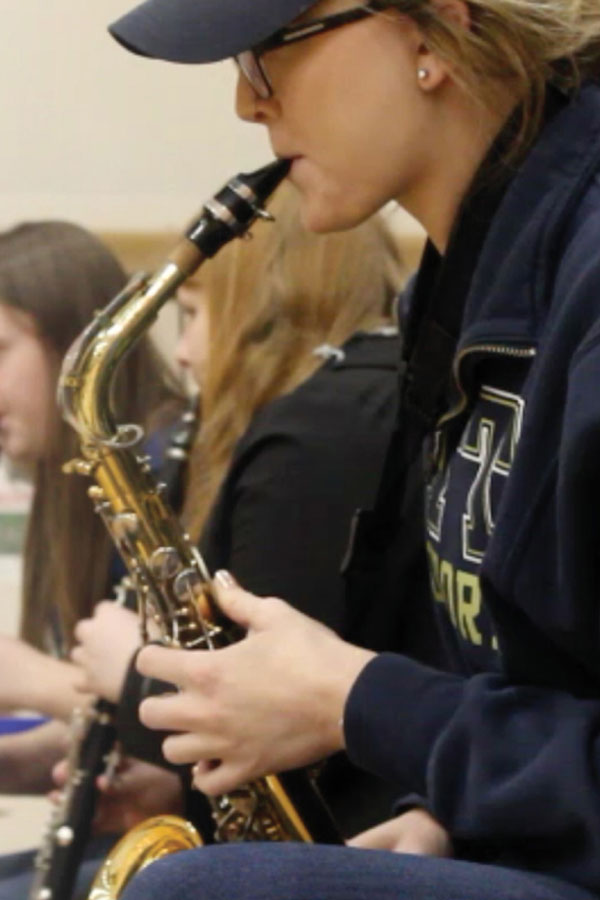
[277,153,302,168]
[287,156,305,179]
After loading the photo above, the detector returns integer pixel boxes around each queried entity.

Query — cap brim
[109,0,315,64]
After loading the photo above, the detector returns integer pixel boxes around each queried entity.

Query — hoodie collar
[460,82,600,347]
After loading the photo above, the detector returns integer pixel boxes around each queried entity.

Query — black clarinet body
[29,700,117,900]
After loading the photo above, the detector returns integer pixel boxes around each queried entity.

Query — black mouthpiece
[186,158,291,258]
[242,158,292,202]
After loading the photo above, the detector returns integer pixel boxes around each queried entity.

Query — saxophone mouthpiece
[241,158,292,203]
[185,158,291,259]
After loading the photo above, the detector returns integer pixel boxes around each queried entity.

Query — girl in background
[0,220,183,791]
[0,221,185,900]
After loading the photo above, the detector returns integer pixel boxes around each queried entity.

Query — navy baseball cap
[109,0,317,64]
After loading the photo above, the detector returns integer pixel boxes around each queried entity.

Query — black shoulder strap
[366,240,462,533]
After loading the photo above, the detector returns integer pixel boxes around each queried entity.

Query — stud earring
[417,67,429,82]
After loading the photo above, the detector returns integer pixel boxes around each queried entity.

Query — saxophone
[57,160,341,900]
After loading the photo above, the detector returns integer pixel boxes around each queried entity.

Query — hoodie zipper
[437,342,537,429]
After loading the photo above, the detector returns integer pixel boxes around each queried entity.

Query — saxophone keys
[149,546,181,579]
[62,458,95,477]
[173,567,203,600]
[254,206,275,222]
[112,511,140,539]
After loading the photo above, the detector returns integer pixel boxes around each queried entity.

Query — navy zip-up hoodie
[344,82,600,893]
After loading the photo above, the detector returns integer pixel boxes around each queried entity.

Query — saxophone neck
[58,158,290,447]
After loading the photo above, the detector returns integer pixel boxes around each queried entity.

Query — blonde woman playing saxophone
[106,0,600,899]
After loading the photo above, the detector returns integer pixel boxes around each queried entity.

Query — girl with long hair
[0,221,182,781]
[107,1,600,900]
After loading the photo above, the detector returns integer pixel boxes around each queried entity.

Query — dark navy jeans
[119,843,597,900]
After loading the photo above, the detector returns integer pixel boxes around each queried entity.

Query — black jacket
[200,330,400,635]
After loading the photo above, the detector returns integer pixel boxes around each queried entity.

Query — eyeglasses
[235,3,383,99]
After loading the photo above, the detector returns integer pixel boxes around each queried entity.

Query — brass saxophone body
[87,817,202,900]
[57,161,340,899]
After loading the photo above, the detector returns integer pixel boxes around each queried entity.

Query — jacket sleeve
[344,652,600,891]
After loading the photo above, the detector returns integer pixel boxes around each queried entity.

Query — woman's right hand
[71,602,141,703]
[136,573,375,795]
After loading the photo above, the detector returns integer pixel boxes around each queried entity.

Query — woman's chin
[298,197,370,234]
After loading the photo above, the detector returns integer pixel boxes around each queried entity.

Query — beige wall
[0,1,270,231]
[0,2,423,241]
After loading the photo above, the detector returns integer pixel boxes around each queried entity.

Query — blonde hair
[183,183,404,541]
[386,0,600,151]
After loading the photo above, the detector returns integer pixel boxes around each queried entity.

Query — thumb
[211,570,262,630]
[51,758,69,788]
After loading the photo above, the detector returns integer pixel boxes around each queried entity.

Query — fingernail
[214,570,237,590]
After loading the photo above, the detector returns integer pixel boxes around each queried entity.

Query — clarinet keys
[55,826,75,848]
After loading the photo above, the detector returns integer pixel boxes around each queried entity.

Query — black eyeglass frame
[235,3,386,99]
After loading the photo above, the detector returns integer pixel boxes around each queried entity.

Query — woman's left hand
[71,602,141,703]
[348,810,452,857]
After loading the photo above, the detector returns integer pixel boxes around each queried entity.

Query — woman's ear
[415,0,471,91]
[415,48,446,91]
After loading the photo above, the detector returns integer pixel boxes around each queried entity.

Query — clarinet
[29,657,120,900]
[29,406,200,900]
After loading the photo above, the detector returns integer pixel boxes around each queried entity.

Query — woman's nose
[175,334,191,371]
[235,71,277,123]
